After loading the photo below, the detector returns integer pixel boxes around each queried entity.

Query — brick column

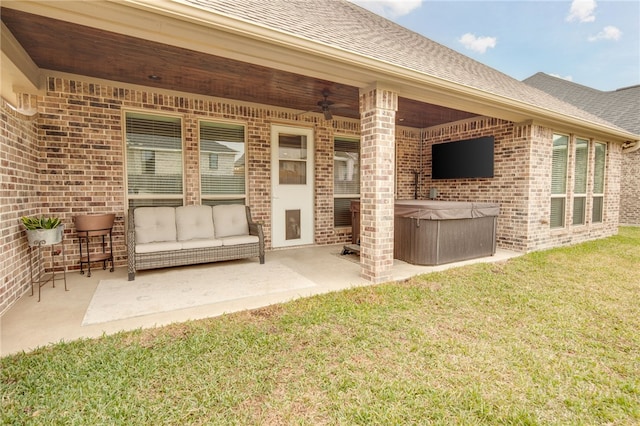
[359,85,397,283]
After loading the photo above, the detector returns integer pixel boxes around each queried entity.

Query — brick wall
[1,74,624,315]
[2,75,372,315]
[620,149,640,225]
[422,117,531,251]
[421,117,620,252]
[1,98,40,315]
[395,127,422,200]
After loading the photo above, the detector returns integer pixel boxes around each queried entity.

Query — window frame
[198,119,247,206]
[592,141,607,223]
[550,133,569,229]
[333,136,361,228]
[572,137,589,226]
[124,110,185,209]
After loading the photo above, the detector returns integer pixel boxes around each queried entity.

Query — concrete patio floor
[1,244,520,356]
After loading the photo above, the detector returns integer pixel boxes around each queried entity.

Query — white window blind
[550,134,568,228]
[592,142,606,223]
[334,137,360,227]
[573,138,589,225]
[200,121,245,204]
[125,112,183,207]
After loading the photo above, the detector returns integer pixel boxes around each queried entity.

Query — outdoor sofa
[127,204,265,280]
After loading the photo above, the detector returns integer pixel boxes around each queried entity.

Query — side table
[29,240,68,302]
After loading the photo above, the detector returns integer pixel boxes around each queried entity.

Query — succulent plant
[20,216,62,230]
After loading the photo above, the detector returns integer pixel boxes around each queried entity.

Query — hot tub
[351,200,500,266]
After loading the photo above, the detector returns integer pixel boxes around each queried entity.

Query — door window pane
[279,134,307,185]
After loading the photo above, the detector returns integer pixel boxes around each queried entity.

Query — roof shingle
[184,0,633,134]
[524,72,640,135]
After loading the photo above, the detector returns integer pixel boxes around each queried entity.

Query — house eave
[0,22,43,109]
[3,0,637,143]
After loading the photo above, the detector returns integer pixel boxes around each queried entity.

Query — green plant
[20,216,61,230]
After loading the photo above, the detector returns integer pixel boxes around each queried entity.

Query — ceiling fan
[300,89,348,120]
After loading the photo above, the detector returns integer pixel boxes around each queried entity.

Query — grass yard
[2,227,639,425]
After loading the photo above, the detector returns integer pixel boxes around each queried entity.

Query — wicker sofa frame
[127,206,265,281]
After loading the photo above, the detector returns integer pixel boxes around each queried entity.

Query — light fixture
[148,75,161,81]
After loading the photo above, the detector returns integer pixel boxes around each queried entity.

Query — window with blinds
[572,138,589,225]
[592,142,606,223]
[334,137,360,227]
[199,121,246,205]
[125,112,184,208]
[550,134,568,228]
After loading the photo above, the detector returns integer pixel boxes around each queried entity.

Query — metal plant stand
[29,239,68,302]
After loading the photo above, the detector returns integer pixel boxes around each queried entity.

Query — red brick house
[523,72,640,225]
[2,0,638,315]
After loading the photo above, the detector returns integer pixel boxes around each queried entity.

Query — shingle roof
[524,72,640,135]
[184,0,632,134]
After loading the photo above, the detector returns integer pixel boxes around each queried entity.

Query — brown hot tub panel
[351,200,499,266]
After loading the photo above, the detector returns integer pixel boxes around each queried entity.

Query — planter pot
[25,225,64,246]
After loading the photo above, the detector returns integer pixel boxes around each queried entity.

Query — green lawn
[2,227,639,425]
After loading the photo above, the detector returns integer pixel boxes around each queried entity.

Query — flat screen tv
[431,136,494,179]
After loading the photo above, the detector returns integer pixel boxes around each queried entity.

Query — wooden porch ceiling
[1,8,478,129]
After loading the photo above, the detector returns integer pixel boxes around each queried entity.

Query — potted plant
[21,216,64,246]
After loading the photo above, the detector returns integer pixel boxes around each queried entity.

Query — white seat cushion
[180,238,223,249]
[220,235,259,246]
[134,207,177,244]
[176,205,215,241]
[135,241,183,254]
[212,204,249,238]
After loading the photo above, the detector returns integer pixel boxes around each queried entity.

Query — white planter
[25,225,64,246]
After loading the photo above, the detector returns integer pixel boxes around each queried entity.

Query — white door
[271,125,314,248]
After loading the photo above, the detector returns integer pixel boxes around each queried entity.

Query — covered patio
[2,0,636,325]
[1,245,519,356]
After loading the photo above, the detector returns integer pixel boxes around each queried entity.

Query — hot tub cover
[393,200,500,220]
[349,200,500,220]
